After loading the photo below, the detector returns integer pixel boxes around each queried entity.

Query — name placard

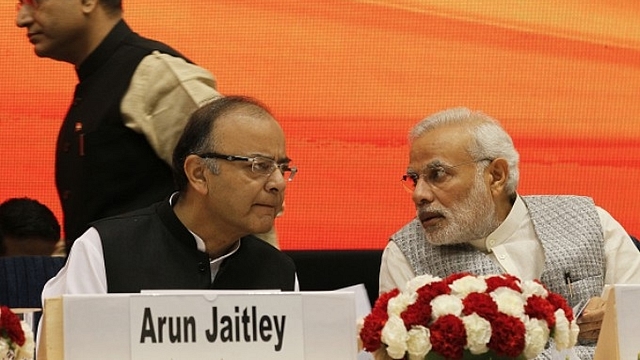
[51,290,357,360]
[129,293,304,359]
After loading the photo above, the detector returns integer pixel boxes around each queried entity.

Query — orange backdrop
[1,0,639,249]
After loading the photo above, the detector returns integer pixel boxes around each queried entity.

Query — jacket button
[62,190,71,200]
[73,97,82,106]
[63,142,71,152]
[198,262,207,272]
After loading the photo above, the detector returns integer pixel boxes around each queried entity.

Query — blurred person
[16,0,220,252]
[42,96,298,296]
[380,107,640,359]
[0,197,62,257]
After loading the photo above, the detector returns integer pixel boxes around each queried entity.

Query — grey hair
[409,107,520,196]
[201,158,221,175]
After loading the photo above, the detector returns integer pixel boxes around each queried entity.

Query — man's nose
[265,169,287,193]
[412,178,435,206]
[16,6,34,28]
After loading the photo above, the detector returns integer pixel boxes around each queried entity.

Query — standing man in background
[16,0,220,252]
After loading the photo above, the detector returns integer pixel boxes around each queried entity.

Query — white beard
[419,171,500,246]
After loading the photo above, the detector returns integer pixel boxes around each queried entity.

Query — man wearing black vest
[16,0,220,253]
[41,96,298,295]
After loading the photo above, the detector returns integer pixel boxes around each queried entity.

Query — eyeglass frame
[401,158,493,192]
[195,152,297,181]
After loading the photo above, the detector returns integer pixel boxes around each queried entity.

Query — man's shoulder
[521,194,595,209]
[522,194,593,201]
[121,31,186,61]
[91,202,161,227]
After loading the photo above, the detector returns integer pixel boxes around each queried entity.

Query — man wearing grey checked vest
[380,107,640,359]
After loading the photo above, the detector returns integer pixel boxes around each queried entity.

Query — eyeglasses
[401,158,492,192]
[16,0,40,11]
[196,152,297,181]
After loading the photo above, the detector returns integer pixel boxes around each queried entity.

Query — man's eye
[278,164,291,173]
[428,167,448,182]
[253,160,273,172]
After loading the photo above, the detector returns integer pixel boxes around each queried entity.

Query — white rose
[462,313,491,354]
[406,274,442,293]
[523,318,550,359]
[520,280,548,298]
[431,294,463,318]
[491,287,525,318]
[387,292,416,317]
[406,326,432,359]
[553,309,572,350]
[450,275,488,297]
[381,315,409,359]
[569,319,580,347]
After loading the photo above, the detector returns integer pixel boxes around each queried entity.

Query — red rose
[525,295,556,328]
[547,292,574,322]
[485,274,521,293]
[360,311,387,351]
[430,314,466,360]
[488,313,526,357]
[360,289,399,351]
[416,280,450,299]
[371,288,400,319]
[373,289,400,312]
[401,294,432,329]
[462,292,499,321]
[0,305,26,346]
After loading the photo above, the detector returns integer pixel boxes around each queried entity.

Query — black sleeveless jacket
[56,20,183,248]
[92,199,297,293]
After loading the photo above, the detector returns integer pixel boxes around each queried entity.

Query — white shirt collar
[167,191,241,263]
[469,194,526,252]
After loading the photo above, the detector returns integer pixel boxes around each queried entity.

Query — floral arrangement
[358,273,579,360]
[0,306,34,360]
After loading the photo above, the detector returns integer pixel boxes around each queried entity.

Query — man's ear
[487,158,509,195]
[80,0,98,13]
[183,155,210,195]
